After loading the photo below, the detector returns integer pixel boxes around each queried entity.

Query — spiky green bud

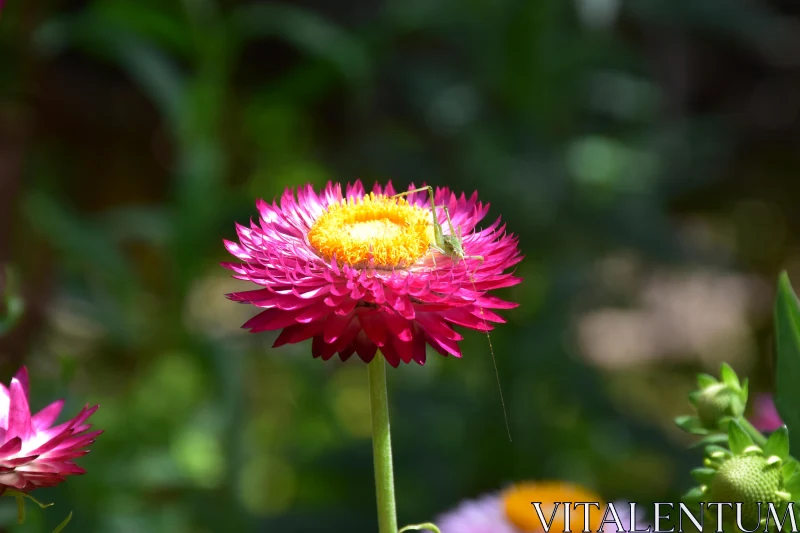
[683,422,800,531]
[707,454,783,529]
[696,382,744,428]
[676,363,748,435]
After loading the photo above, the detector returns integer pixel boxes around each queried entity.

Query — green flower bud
[706,455,782,529]
[696,382,745,429]
[677,364,748,434]
[683,422,799,532]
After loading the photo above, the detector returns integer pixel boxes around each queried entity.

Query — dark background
[1,0,799,531]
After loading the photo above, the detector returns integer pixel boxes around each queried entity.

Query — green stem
[738,417,768,447]
[368,355,398,533]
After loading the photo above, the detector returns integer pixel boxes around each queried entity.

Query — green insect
[393,186,484,268]
[390,185,512,442]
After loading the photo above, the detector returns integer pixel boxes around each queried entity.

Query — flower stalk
[368,354,398,533]
[739,417,768,448]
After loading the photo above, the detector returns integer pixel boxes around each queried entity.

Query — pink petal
[32,400,65,431]
[12,368,29,400]
[6,377,33,442]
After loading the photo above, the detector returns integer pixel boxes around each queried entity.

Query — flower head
[0,367,101,494]
[223,181,522,366]
[435,481,643,533]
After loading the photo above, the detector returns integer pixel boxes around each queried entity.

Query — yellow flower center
[502,482,606,532]
[307,192,433,268]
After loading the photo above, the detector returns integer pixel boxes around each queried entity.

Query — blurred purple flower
[750,394,783,432]
[611,502,651,533]
[434,487,646,533]
[435,492,517,533]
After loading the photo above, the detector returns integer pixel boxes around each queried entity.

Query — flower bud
[676,364,748,435]
[696,382,745,429]
[684,421,799,531]
[706,454,782,529]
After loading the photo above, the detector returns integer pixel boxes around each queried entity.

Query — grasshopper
[390,186,512,441]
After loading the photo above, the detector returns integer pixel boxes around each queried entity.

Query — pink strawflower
[223,181,522,366]
[0,367,101,494]
[750,394,783,432]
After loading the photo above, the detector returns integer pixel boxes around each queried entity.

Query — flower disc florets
[223,181,522,367]
[307,193,433,269]
[708,455,782,529]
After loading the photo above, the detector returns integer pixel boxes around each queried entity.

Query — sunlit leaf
[690,467,716,485]
[764,426,790,461]
[774,272,800,455]
[728,419,753,455]
[697,373,717,389]
[719,362,739,389]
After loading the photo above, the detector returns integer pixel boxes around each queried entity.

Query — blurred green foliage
[2,0,800,531]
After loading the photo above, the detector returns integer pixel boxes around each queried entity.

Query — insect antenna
[448,209,511,443]
[466,258,512,442]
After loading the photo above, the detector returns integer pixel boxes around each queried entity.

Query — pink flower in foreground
[750,394,783,432]
[0,367,100,494]
[223,181,522,366]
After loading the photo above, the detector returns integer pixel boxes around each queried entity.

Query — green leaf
[675,416,708,435]
[682,486,706,505]
[720,362,740,389]
[399,523,441,533]
[728,419,754,455]
[689,434,729,449]
[688,391,702,406]
[784,457,799,479]
[730,396,745,418]
[774,272,800,455]
[676,415,699,430]
[764,426,790,460]
[691,467,717,485]
[52,511,73,533]
[785,471,800,497]
[704,445,732,459]
[697,373,718,389]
